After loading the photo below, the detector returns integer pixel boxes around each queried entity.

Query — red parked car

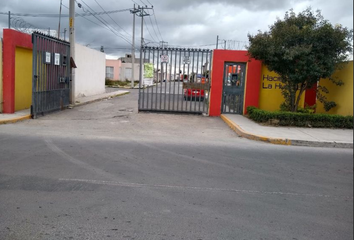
[184,88,205,100]
[183,74,208,100]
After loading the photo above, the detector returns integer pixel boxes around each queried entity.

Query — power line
[93,0,131,38]
[131,0,140,6]
[62,4,102,28]
[151,8,163,41]
[147,11,161,42]
[143,17,158,43]
[3,4,132,48]
[78,0,132,46]
[0,9,132,17]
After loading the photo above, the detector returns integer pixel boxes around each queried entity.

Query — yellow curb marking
[0,115,31,125]
[221,114,291,146]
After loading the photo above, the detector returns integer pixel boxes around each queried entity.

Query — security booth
[209,50,262,116]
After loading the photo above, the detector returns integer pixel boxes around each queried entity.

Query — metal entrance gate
[138,46,212,114]
[31,32,70,118]
[222,62,246,114]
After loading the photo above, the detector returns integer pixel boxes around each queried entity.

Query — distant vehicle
[184,88,205,101]
[183,73,208,101]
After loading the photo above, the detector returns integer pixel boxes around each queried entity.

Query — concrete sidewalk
[0,90,129,124]
[221,114,353,148]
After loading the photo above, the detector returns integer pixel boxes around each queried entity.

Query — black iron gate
[222,62,246,114]
[138,46,212,114]
[31,32,70,118]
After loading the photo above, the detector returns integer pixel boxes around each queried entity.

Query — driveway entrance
[138,46,212,115]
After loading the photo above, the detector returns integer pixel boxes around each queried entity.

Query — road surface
[0,89,352,240]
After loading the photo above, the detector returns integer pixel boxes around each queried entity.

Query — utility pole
[8,11,10,29]
[58,0,62,38]
[64,28,67,41]
[137,5,153,89]
[224,40,226,50]
[216,35,219,49]
[69,0,76,105]
[130,5,139,88]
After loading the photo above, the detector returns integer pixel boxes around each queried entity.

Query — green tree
[247,8,353,112]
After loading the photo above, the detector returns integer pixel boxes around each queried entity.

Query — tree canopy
[247,8,353,112]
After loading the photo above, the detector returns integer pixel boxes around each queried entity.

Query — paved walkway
[0,89,129,124]
[221,114,353,148]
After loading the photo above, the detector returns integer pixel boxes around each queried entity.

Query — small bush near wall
[105,79,139,87]
[105,79,116,85]
[247,106,353,129]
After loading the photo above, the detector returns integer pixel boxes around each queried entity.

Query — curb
[74,91,130,107]
[221,114,291,146]
[220,114,353,149]
[290,140,353,148]
[0,114,31,125]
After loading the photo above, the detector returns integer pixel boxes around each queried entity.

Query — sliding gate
[138,46,212,114]
[31,32,71,118]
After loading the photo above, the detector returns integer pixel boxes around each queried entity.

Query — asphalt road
[0,89,352,240]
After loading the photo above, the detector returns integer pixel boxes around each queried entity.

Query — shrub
[246,106,353,129]
[105,78,115,85]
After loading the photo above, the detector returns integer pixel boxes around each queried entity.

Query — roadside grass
[105,79,139,88]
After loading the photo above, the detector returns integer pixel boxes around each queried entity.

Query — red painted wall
[209,50,262,116]
[2,29,32,113]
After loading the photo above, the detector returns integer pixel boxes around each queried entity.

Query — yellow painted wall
[0,39,3,112]
[258,64,304,111]
[317,61,353,116]
[15,47,32,111]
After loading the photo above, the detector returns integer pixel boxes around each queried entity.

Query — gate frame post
[31,34,37,118]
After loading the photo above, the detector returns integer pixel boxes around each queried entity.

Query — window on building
[106,66,114,79]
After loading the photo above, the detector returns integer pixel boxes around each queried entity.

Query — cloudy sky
[0,0,352,59]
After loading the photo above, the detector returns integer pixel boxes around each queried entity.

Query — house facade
[105,59,121,80]
[106,54,149,81]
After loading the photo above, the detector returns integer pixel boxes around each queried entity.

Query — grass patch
[105,79,139,88]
